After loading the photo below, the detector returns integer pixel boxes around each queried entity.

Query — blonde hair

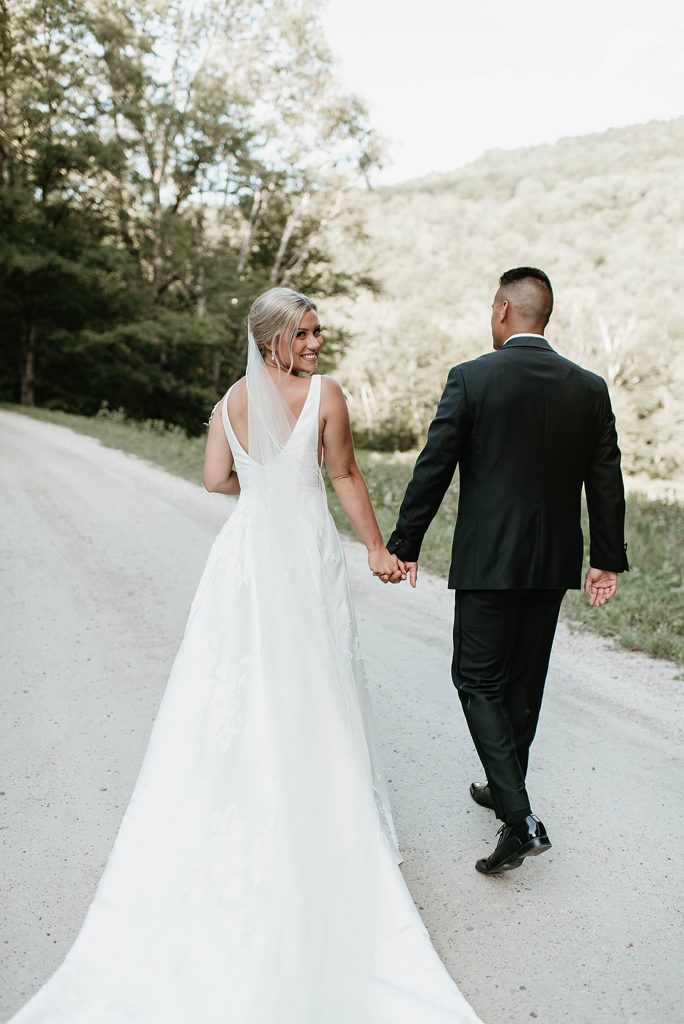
[247,286,317,373]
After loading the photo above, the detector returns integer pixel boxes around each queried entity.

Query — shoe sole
[519,836,551,858]
[475,837,552,875]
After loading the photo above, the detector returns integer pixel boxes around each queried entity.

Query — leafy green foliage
[0,0,380,429]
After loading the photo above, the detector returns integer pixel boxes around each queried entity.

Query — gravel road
[1,409,682,1024]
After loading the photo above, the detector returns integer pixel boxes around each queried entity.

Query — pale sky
[322,0,683,183]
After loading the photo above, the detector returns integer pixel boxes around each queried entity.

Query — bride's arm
[203,397,240,495]
[321,378,403,581]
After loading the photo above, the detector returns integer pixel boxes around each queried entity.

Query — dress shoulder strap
[309,373,322,411]
[221,383,245,454]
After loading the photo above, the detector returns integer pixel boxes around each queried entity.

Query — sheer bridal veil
[245,325,297,465]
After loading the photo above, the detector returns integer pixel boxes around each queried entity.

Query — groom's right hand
[398,560,418,588]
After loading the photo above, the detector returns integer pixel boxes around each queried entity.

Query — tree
[0,0,380,428]
[83,0,379,406]
[0,0,131,404]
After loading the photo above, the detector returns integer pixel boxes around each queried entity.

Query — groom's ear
[498,298,510,322]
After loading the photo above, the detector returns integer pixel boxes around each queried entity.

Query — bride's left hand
[369,547,406,584]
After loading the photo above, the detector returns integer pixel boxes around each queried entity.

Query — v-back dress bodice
[221,372,322,491]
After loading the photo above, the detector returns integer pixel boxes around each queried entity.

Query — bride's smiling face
[278,309,323,373]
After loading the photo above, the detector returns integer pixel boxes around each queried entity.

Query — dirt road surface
[1,410,682,1023]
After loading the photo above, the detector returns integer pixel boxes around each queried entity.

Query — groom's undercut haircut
[498,267,554,327]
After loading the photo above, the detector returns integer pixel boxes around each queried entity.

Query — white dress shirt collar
[503,333,547,345]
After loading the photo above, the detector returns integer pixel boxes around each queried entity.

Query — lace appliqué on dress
[315,520,343,568]
[204,659,248,753]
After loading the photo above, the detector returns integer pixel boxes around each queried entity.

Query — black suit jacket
[387,336,629,589]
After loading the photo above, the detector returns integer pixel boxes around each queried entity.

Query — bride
[8,287,484,1023]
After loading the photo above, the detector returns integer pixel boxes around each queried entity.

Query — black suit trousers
[452,589,566,825]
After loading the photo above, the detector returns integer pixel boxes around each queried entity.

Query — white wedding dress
[9,373,484,1024]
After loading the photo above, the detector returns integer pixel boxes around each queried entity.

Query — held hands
[368,547,406,585]
[583,566,618,607]
[368,548,418,588]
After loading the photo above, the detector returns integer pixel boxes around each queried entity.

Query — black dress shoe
[475,815,551,875]
[469,781,495,811]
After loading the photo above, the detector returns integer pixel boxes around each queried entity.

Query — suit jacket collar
[502,334,553,351]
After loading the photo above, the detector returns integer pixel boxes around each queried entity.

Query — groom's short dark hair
[499,267,554,318]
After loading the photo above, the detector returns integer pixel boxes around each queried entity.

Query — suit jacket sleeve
[387,365,470,562]
[584,381,629,572]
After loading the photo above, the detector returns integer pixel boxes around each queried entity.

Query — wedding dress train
[9,374,484,1023]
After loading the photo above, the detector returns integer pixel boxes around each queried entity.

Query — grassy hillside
[326,118,684,480]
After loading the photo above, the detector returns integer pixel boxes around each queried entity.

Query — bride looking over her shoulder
[203,288,402,584]
[9,287,485,1024]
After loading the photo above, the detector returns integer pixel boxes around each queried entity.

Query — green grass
[4,403,207,484]
[7,403,683,667]
[564,496,684,664]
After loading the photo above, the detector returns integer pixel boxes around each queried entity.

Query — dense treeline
[0,0,377,430]
[327,118,684,479]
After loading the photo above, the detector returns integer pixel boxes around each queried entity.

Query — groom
[387,267,628,874]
